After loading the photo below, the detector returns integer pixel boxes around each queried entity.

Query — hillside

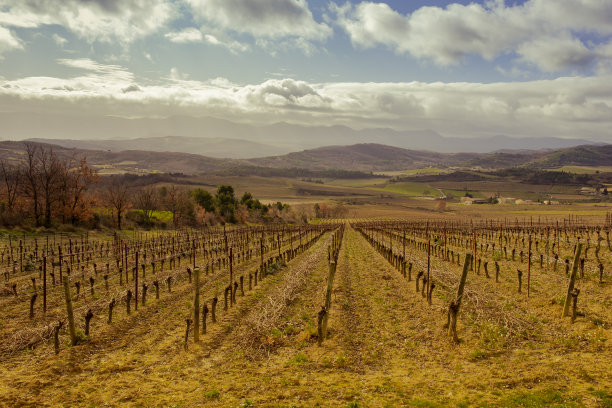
[245,143,478,171]
[534,144,612,168]
[0,141,236,174]
[2,141,611,176]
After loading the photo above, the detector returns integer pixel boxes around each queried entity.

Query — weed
[287,352,308,366]
[592,390,612,407]
[494,389,578,408]
[203,388,220,399]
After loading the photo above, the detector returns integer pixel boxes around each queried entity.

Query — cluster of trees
[313,202,348,218]
[0,144,98,227]
[102,180,294,230]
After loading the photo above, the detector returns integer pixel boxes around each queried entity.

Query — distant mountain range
[1,140,611,175]
[0,111,604,156]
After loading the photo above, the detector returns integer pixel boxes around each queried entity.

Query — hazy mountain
[26,136,288,159]
[0,112,602,156]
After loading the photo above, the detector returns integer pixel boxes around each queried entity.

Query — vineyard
[0,217,611,407]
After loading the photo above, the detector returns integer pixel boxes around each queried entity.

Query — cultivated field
[0,210,611,407]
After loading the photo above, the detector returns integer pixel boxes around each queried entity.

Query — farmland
[0,208,611,407]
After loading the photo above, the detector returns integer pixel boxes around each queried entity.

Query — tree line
[0,144,298,229]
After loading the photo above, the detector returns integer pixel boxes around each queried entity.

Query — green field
[548,165,612,174]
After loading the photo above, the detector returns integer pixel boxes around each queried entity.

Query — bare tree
[105,177,130,230]
[0,160,20,213]
[21,143,42,226]
[61,156,99,224]
[133,186,158,223]
[37,146,62,227]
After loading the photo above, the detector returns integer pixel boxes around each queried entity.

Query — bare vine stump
[104,274,109,291]
[317,306,327,346]
[211,297,218,323]
[579,258,585,279]
[12,283,17,296]
[142,283,148,306]
[408,262,413,281]
[563,244,583,318]
[29,293,37,319]
[571,288,580,323]
[540,254,543,268]
[153,280,159,299]
[249,273,252,291]
[119,268,123,285]
[89,277,95,297]
[416,271,423,292]
[483,261,489,279]
[166,276,172,293]
[108,299,116,323]
[495,262,500,283]
[517,270,523,293]
[84,309,93,336]
[254,270,258,286]
[240,276,244,296]
[187,267,192,283]
[446,253,471,343]
[202,304,208,334]
[126,290,132,315]
[31,277,36,292]
[476,258,481,275]
[599,263,604,284]
[565,259,570,276]
[447,300,460,343]
[74,281,81,298]
[421,275,427,297]
[184,318,192,351]
[232,281,238,304]
[54,321,63,354]
[428,281,435,305]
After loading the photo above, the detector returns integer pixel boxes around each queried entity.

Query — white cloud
[1,68,612,141]
[203,33,250,54]
[331,0,612,72]
[165,28,203,43]
[52,34,68,47]
[0,0,176,44]
[186,0,331,41]
[0,26,22,58]
[517,34,596,72]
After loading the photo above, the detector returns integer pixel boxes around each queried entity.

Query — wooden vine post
[62,276,77,346]
[562,243,583,318]
[42,255,47,313]
[193,267,200,342]
[134,251,139,311]
[527,235,532,297]
[321,261,337,339]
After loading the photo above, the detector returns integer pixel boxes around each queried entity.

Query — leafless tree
[105,177,130,230]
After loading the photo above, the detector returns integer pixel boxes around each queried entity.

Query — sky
[0,0,612,141]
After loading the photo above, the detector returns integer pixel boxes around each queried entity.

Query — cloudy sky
[1,0,612,141]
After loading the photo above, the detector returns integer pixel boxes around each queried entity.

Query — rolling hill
[1,141,611,176]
